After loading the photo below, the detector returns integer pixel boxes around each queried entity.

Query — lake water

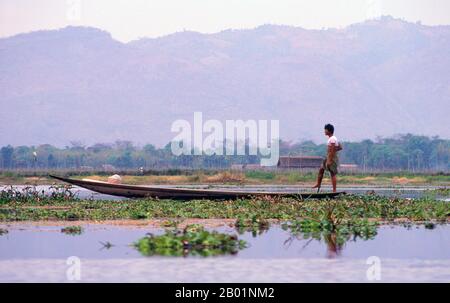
[0,223,449,282]
[1,184,448,282]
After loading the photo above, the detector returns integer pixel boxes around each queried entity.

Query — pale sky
[1,0,450,42]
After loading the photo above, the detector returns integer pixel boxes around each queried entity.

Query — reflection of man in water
[312,124,342,192]
[324,232,344,258]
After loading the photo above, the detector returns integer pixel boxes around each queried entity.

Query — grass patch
[245,170,276,181]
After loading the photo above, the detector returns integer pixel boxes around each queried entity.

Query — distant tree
[143,144,156,153]
[87,143,112,153]
[69,141,85,151]
[1,145,14,169]
[114,151,133,168]
[47,154,57,168]
[115,140,134,151]
[13,146,32,168]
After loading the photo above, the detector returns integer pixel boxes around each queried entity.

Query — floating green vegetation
[134,224,247,257]
[235,214,270,236]
[0,187,449,223]
[282,218,378,246]
[0,185,76,205]
[160,219,182,228]
[0,228,8,236]
[281,199,379,253]
[61,225,83,235]
[423,187,450,199]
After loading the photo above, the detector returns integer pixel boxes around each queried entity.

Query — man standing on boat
[312,124,342,192]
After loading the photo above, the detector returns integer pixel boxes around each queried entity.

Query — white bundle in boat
[107,174,122,184]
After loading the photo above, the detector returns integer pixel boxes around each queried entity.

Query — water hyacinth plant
[0,185,76,205]
[282,218,378,244]
[134,224,247,257]
[235,214,270,236]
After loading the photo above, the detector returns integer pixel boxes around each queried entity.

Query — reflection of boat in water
[50,175,346,200]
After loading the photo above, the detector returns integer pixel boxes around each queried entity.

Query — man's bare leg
[312,168,325,189]
[331,174,337,192]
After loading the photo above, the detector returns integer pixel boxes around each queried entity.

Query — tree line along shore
[0,134,448,172]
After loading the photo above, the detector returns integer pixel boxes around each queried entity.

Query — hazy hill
[1,16,449,147]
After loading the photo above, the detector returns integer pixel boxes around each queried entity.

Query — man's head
[324,124,334,136]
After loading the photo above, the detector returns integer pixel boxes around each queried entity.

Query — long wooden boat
[49,175,346,200]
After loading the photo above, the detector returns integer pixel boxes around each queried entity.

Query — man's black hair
[324,124,334,134]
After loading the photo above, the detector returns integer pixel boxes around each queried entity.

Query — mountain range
[1,16,449,147]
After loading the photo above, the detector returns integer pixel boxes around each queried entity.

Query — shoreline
[1,172,449,187]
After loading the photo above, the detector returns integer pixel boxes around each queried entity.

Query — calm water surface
[1,184,448,282]
[0,223,449,282]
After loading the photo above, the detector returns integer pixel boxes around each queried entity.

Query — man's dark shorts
[322,159,338,175]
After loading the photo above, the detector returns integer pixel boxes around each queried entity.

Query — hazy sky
[1,0,450,42]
